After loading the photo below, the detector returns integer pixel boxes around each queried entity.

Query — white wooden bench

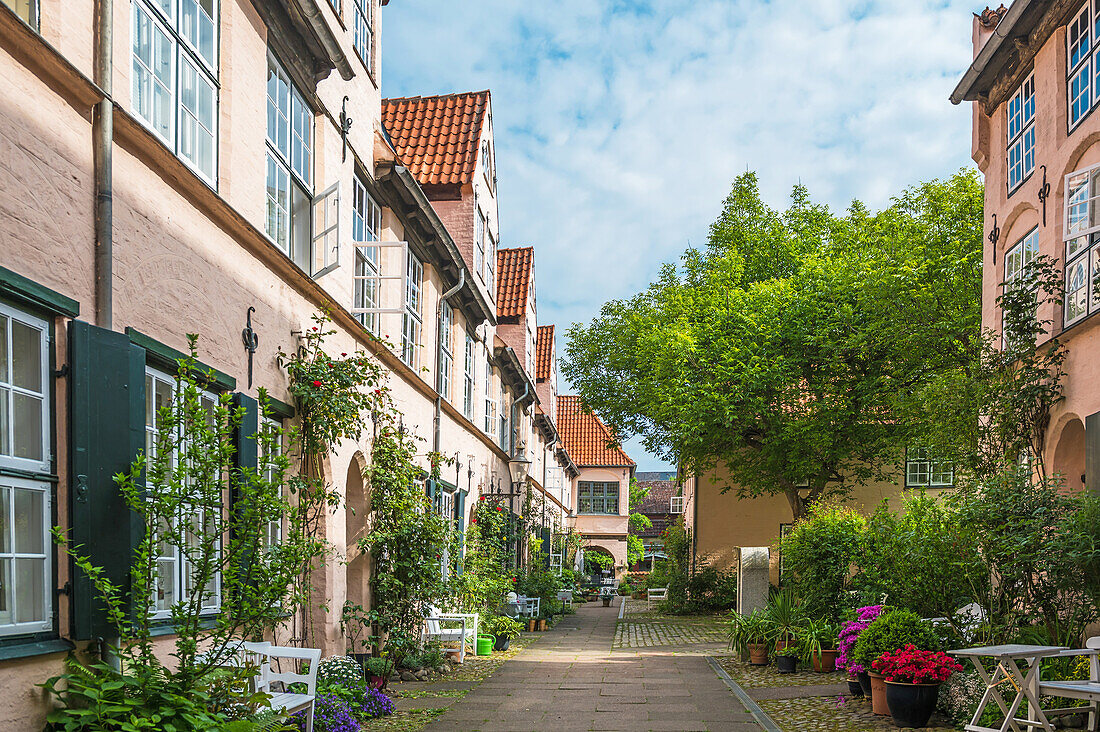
[256,645,321,732]
[424,609,478,663]
[1038,636,1100,730]
[648,587,668,610]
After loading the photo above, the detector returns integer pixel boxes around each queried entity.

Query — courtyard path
[421,597,763,732]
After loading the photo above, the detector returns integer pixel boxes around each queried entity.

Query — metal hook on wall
[242,307,259,388]
[989,213,1001,265]
[1038,165,1051,227]
[340,96,354,163]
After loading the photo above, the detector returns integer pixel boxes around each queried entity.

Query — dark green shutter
[231,393,259,503]
[1087,411,1100,492]
[455,490,466,574]
[70,321,145,640]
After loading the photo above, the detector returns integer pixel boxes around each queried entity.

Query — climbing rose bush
[837,604,883,674]
[872,645,964,684]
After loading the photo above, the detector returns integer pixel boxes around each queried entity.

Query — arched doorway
[582,545,616,585]
[345,454,371,619]
[1053,418,1086,493]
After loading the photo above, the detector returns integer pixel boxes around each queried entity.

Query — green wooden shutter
[455,489,466,574]
[69,321,145,640]
[231,393,259,503]
[1087,411,1100,492]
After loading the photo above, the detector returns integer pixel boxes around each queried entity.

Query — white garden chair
[521,596,540,618]
[648,587,668,610]
[1038,636,1100,730]
[424,608,477,663]
[255,645,321,732]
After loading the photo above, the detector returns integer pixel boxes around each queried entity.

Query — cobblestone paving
[614,617,729,649]
[758,695,957,732]
[717,657,847,689]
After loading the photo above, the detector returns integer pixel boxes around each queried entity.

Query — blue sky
[380,0,978,470]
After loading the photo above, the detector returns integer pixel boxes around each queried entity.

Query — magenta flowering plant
[872,645,963,684]
[837,605,883,674]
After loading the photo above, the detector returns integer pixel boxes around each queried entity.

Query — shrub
[837,605,883,673]
[483,616,524,639]
[851,609,940,672]
[686,565,737,611]
[317,656,365,688]
[780,503,866,623]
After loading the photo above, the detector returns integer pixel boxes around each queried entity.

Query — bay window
[1065,163,1100,326]
[578,481,619,515]
[1006,74,1035,193]
[132,0,218,183]
[463,333,475,420]
[401,250,423,367]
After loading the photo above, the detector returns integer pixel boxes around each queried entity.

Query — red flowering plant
[871,645,963,684]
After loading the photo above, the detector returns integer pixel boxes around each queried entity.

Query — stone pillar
[737,547,770,615]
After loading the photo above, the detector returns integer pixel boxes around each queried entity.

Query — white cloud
[380,0,977,470]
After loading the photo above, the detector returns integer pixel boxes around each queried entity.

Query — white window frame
[1064,162,1100,326]
[486,230,496,298]
[0,475,53,636]
[131,0,219,185]
[905,448,954,488]
[144,367,222,620]
[401,250,423,368]
[484,350,497,437]
[463,332,475,420]
[352,0,374,74]
[474,206,485,281]
[353,178,382,333]
[1006,73,1036,194]
[670,495,684,514]
[265,52,315,270]
[0,303,50,474]
[260,415,283,548]
[1002,227,1040,345]
[1067,2,1100,131]
[439,301,453,402]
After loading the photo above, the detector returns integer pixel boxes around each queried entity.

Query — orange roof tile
[557,395,635,467]
[381,91,489,186]
[496,247,533,319]
[536,324,554,381]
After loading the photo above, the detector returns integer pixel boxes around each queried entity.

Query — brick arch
[1053,416,1086,494]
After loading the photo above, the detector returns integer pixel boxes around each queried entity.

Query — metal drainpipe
[432,271,465,455]
[93,0,113,329]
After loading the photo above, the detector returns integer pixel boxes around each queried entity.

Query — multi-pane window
[439,301,453,402]
[0,304,49,474]
[2,0,38,29]
[670,495,684,514]
[353,177,382,334]
[483,350,497,437]
[144,368,221,619]
[1067,3,1100,129]
[1002,227,1040,344]
[474,206,485,280]
[0,476,51,636]
[486,231,496,296]
[132,0,218,183]
[499,389,510,452]
[260,416,282,548]
[265,53,313,271]
[905,448,954,488]
[1006,74,1036,193]
[578,481,619,515]
[352,0,374,73]
[463,333,475,420]
[401,251,423,367]
[1065,163,1100,326]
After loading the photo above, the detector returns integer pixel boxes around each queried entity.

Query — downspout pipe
[433,270,464,456]
[94,0,113,329]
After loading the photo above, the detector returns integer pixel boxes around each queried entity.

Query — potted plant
[850,609,940,717]
[732,609,771,666]
[775,637,800,674]
[798,618,840,673]
[618,577,634,597]
[484,616,524,651]
[599,586,614,607]
[838,605,883,697]
[873,645,963,728]
[340,601,373,676]
[364,656,393,690]
[764,590,803,658]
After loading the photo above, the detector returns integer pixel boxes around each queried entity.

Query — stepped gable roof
[556,395,635,467]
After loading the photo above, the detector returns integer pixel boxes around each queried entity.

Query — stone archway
[582,544,617,583]
[1053,418,1086,494]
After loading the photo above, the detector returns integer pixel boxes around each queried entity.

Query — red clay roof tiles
[536,324,554,381]
[496,247,533,319]
[557,395,635,467]
[381,91,489,186]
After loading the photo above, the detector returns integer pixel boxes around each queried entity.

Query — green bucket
[476,635,495,656]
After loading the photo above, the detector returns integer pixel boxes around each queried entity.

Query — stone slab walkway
[422,598,763,732]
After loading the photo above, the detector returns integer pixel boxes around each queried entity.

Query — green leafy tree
[563,171,983,520]
[626,478,652,567]
[780,503,867,623]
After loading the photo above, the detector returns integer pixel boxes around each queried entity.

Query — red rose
[341,353,347,357]
[496,507,502,512]
[312,380,322,387]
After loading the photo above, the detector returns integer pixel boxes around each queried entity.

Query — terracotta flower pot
[868,671,889,716]
[747,643,769,666]
[537,619,548,631]
[527,619,537,632]
[885,681,940,728]
[811,649,839,673]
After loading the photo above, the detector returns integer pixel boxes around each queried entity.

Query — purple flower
[295,692,359,732]
[837,605,884,673]
[361,686,395,718]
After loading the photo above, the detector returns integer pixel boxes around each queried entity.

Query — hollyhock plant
[837,604,883,674]
[872,645,963,684]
